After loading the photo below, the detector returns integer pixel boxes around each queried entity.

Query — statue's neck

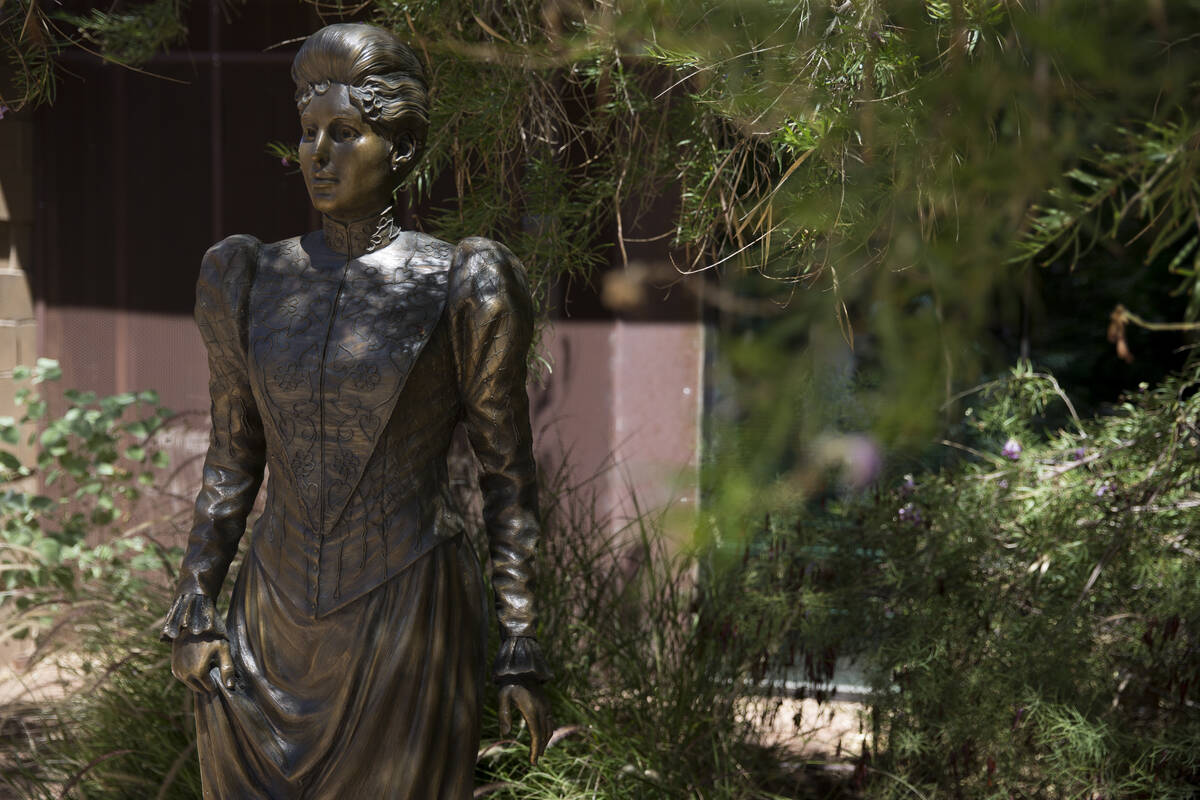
[321,206,401,257]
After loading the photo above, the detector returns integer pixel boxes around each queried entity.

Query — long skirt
[193,538,487,799]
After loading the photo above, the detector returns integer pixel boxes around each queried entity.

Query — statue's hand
[171,633,235,693]
[498,680,551,764]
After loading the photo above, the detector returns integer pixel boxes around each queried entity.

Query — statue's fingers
[527,717,543,765]
[171,639,205,692]
[513,690,545,764]
[538,707,552,760]
[217,641,236,690]
[182,660,210,693]
[498,689,512,736]
[533,700,551,763]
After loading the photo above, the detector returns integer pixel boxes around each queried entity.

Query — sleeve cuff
[493,636,552,683]
[160,593,226,642]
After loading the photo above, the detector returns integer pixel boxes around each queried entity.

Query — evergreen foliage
[0,0,193,107]
[785,361,1200,797]
[6,2,1200,417]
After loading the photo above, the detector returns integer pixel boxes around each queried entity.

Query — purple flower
[898,503,922,525]
[841,434,882,489]
[280,156,290,166]
[900,474,916,496]
[1001,438,1022,460]
[1073,447,1087,460]
[998,479,1008,489]
[0,105,8,120]
[814,433,883,489]
[1094,483,1110,497]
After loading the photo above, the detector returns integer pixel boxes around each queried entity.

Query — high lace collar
[321,206,402,258]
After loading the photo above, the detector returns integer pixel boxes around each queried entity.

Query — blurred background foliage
[3,0,1200,797]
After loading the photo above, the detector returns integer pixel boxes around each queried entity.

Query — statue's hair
[292,23,429,158]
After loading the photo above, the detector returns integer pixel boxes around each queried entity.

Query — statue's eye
[301,126,316,140]
[336,125,359,142]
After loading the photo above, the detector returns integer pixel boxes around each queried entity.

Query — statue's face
[299,83,394,221]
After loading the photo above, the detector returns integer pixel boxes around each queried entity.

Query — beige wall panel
[0,272,34,320]
[14,322,34,367]
[0,326,15,369]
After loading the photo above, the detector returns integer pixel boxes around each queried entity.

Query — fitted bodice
[247,232,452,537]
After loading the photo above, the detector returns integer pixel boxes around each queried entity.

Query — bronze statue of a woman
[161,22,551,798]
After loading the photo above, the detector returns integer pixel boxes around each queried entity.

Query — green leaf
[130,552,163,571]
[63,389,96,405]
[0,451,22,471]
[35,537,62,564]
[150,450,170,469]
[34,358,62,382]
[0,421,18,445]
[124,445,146,462]
[11,365,30,380]
[60,453,90,478]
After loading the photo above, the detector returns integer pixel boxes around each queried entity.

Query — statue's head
[291,23,429,221]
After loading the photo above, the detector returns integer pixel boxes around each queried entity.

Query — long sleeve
[449,237,551,683]
[162,235,266,641]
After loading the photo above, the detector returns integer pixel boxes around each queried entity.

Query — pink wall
[532,320,704,533]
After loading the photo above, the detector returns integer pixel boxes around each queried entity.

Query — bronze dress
[162,215,549,799]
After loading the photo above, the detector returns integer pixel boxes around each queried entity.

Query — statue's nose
[311,131,331,165]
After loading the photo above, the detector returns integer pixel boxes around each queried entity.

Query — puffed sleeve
[162,235,266,641]
[449,237,551,683]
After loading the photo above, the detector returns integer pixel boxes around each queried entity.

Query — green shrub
[0,360,192,798]
[789,361,1200,798]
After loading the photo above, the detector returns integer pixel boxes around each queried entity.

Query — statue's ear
[391,135,417,172]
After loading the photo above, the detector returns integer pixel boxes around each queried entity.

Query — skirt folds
[194,537,487,799]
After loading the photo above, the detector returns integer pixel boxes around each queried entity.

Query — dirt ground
[740,694,871,759]
[0,641,75,708]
